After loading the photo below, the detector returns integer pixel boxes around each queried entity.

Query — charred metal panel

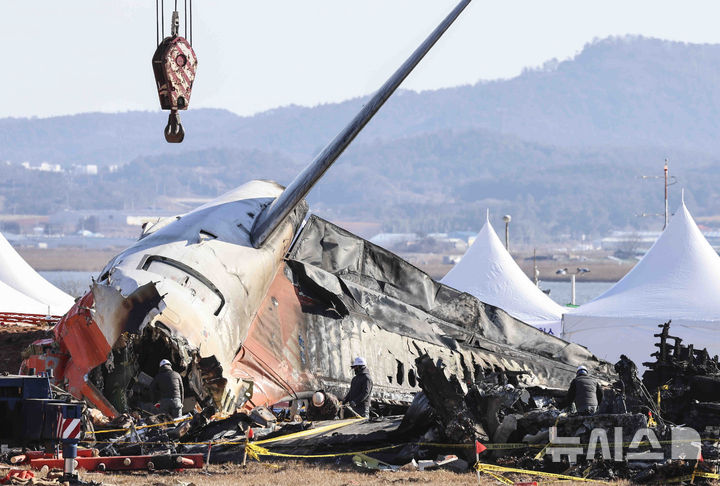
[91,282,163,348]
[54,292,109,373]
[287,215,614,392]
[231,266,319,406]
[231,215,615,409]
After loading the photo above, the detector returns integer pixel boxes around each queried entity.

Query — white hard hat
[159,359,171,367]
[312,391,325,408]
[577,365,588,374]
[352,357,367,367]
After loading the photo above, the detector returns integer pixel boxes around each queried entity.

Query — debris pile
[405,333,720,483]
[411,354,537,445]
[5,320,720,485]
[643,321,720,433]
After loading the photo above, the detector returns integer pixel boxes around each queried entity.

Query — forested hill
[3,36,720,166]
[4,128,717,241]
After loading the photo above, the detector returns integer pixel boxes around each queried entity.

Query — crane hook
[164,110,185,143]
[153,0,196,143]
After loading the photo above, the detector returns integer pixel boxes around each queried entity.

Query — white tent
[441,215,564,332]
[563,201,720,366]
[0,279,50,315]
[0,233,74,315]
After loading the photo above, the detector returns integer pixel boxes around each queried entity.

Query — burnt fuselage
[33,189,612,417]
[20,0,616,415]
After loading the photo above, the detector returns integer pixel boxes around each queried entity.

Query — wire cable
[155,0,159,45]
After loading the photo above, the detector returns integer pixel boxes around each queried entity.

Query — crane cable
[156,0,192,46]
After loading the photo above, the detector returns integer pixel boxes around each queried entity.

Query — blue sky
[3,0,720,118]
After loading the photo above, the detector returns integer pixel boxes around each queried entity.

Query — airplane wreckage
[21,0,613,418]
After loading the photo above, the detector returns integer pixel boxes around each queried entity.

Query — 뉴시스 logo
[546,426,702,462]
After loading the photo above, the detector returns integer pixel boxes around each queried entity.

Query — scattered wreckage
[19,0,609,423]
[400,321,720,483]
[5,321,720,485]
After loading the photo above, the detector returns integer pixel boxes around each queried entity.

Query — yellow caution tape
[481,469,515,485]
[80,436,720,454]
[83,417,367,449]
[633,470,719,484]
[253,418,365,445]
[417,441,534,450]
[84,413,720,472]
[534,414,564,459]
[83,440,242,446]
[477,463,720,485]
[245,442,404,460]
[92,416,192,435]
[92,416,361,437]
[694,470,720,480]
[81,435,720,451]
[416,442,472,448]
[245,442,262,462]
[476,463,609,484]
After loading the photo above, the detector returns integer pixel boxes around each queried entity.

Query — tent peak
[441,212,563,327]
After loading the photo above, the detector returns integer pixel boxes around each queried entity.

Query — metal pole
[62,441,78,479]
[664,159,669,230]
[502,214,511,252]
[571,274,576,306]
[251,0,472,247]
[505,222,509,251]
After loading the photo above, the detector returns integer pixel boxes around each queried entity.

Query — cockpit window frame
[141,255,225,316]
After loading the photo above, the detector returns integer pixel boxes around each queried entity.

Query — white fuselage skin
[95,180,303,410]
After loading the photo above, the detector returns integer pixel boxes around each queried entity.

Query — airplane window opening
[408,369,416,387]
[396,360,405,385]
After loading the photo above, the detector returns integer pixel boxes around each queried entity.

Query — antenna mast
[664,159,669,229]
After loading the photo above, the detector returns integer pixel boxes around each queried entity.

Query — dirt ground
[16,248,117,272]
[16,247,636,283]
[0,321,52,374]
[44,462,634,486]
[401,252,633,282]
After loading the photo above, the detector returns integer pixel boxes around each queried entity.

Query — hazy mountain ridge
[3,36,720,165]
[3,36,720,239]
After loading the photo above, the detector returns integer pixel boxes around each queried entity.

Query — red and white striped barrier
[56,413,82,440]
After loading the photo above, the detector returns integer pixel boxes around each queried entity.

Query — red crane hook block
[152,27,197,143]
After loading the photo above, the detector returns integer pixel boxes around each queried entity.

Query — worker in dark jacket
[342,357,373,418]
[560,365,603,414]
[307,390,341,420]
[150,359,184,418]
